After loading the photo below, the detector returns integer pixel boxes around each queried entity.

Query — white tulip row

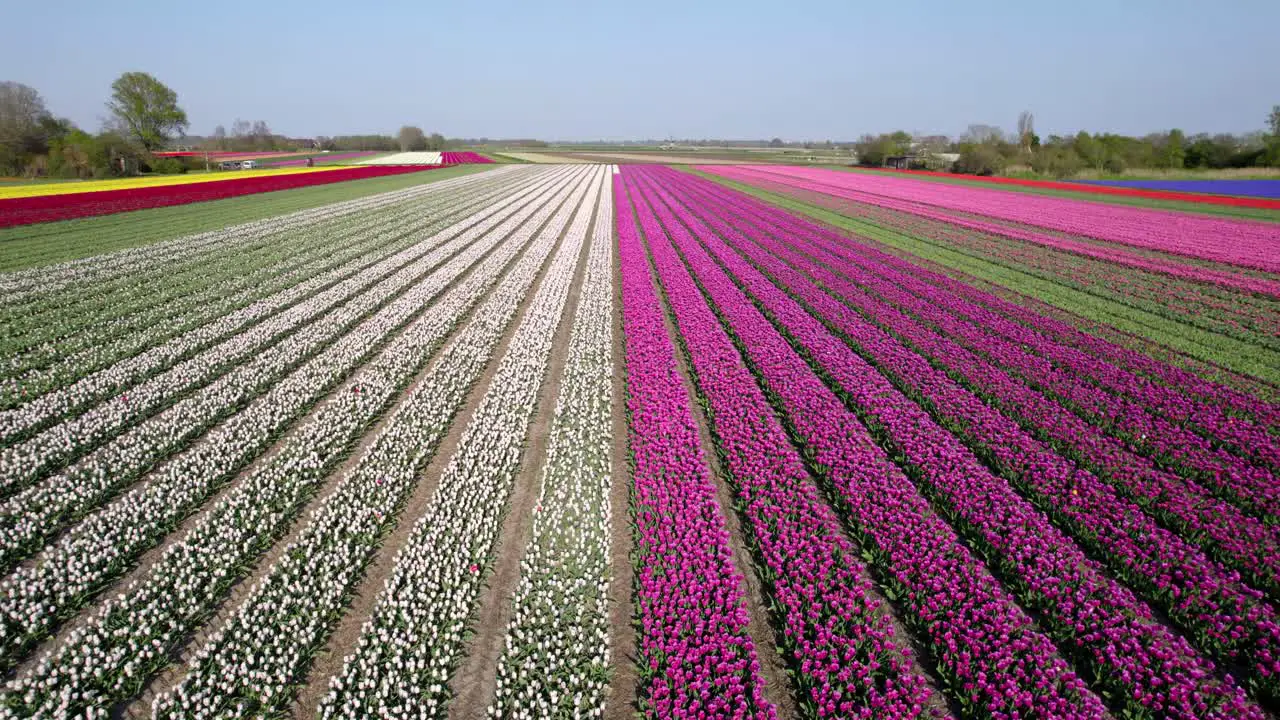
[0,169,523,396]
[0,166,591,718]
[148,168,600,720]
[0,169,509,381]
[360,152,443,166]
[0,169,574,575]
[315,166,609,720]
[488,167,615,720]
[0,167,514,304]
[0,172,566,492]
[0,218,455,491]
[0,169,552,440]
[3,216,386,388]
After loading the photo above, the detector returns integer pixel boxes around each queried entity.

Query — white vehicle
[240,160,259,169]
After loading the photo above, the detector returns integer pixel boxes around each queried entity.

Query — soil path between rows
[603,215,638,720]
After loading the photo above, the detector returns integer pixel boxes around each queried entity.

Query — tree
[212,125,227,150]
[1072,131,1102,170]
[953,144,1005,175]
[0,81,51,174]
[1030,145,1082,178]
[106,72,188,151]
[1267,105,1280,167]
[397,125,427,152]
[1161,129,1186,169]
[427,132,446,151]
[1017,111,1035,153]
[853,132,911,167]
[962,124,1005,145]
[251,120,273,150]
[769,137,784,148]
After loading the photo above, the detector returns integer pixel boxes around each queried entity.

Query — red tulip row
[0,165,443,228]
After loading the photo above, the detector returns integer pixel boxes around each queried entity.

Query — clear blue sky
[5,0,1278,141]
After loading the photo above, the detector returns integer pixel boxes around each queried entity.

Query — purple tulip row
[626,167,1107,719]
[764,185,1280,353]
[705,169,1280,436]
[711,165,1280,278]
[622,171,940,719]
[753,195,1280,484]
[613,174,776,720]
[846,234,1280,438]
[660,174,1280,688]
[782,231,1280,589]
[633,166,1266,719]
[673,179,1280,583]
[723,165,1280,299]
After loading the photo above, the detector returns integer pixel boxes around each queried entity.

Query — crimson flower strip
[677,179,1280,583]
[640,167,1265,719]
[613,175,776,720]
[625,172,941,719]
[714,165,1280,278]
[628,168,1104,719]
[0,165,443,228]
[675,177,1280,692]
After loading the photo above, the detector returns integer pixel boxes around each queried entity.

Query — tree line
[0,74,456,178]
[1,73,189,178]
[854,108,1280,177]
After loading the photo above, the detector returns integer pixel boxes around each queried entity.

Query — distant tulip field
[0,160,1276,719]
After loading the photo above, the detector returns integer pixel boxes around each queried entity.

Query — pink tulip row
[709,165,1280,277]
[631,166,1267,719]
[625,167,1107,719]
[811,209,1280,468]
[658,171,1280,691]
[824,216,1280,430]
[677,177,1280,554]
[776,230,1280,583]
[614,174,775,720]
[735,184,1280,496]
[621,171,939,719]
[749,182,1280,346]
[703,168,1280,439]
[829,248,1280,515]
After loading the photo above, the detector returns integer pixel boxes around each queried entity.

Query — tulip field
[0,161,1277,720]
